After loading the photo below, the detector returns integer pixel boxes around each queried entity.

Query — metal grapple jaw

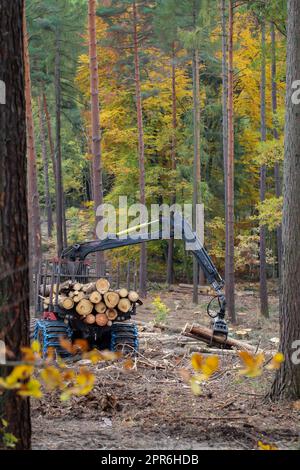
[212,316,229,338]
[207,294,228,339]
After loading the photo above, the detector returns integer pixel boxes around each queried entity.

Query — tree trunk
[88,0,104,276]
[270,0,300,400]
[192,48,201,304]
[271,22,282,278]
[221,0,229,284]
[226,0,236,323]
[38,95,53,238]
[0,0,31,449]
[23,5,41,268]
[133,0,147,298]
[167,43,177,286]
[43,91,56,181]
[259,18,269,318]
[54,28,65,256]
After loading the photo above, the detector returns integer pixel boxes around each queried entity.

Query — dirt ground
[32,283,300,450]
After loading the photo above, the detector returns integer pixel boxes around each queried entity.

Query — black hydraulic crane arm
[61,213,228,336]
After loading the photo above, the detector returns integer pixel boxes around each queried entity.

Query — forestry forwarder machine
[34,213,228,359]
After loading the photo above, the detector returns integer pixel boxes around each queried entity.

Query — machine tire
[110,322,139,356]
[34,320,73,359]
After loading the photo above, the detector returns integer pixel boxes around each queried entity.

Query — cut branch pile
[40,278,140,327]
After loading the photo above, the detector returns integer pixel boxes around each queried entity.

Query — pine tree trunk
[271,22,282,278]
[259,19,269,318]
[192,49,201,304]
[38,95,53,238]
[88,0,104,276]
[0,0,31,449]
[23,5,41,267]
[167,44,177,286]
[54,28,65,256]
[43,91,56,181]
[221,0,229,283]
[270,0,300,400]
[133,0,147,297]
[226,0,236,323]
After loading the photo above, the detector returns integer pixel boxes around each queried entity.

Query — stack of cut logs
[40,278,140,327]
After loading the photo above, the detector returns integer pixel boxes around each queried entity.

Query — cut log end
[84,314,96,325]
[106,308,118,321]
[104,291,120,309]
[118,298,131,313]
[89,291,102,304]
[96,278,110,294]
[76,299,93,316]
[95,313,108,326]
[128,291,139,303]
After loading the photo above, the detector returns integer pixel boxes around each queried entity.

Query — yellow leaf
[20,347,35,362]
[199,356,219,380]
[82,349,104,364]
[60,368,95,400]
[40,366,63,390]
[258,441,278,451]
[191,354,219,380]
[75,368,95,395]
[266,352,284,370]
[31,340,41,355]
[0,377,20,390]
[238,352,265,378]
[0,365,35,389]
[18,379,42,398]
[191,353,204,372]
[190,376,202,396]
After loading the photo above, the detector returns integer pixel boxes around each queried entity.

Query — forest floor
[32,283,300,450]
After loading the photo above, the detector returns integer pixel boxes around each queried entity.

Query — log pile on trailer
[40,278,141,327]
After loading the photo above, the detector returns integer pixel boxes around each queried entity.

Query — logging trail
[32,284,300,450]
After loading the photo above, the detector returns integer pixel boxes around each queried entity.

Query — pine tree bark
[259,19,269,318]
[23,4,41,267]
[192,48,201,304]
[38,95,53,238]
[88,0,104,276]
[226,0,236,323]
[221,0,229,283]
[133,0,147,297]
[270,0,300,400]
[271,22,282,278]
[167,43,177,286]
[54,28,65,256]
[0,0,31,449]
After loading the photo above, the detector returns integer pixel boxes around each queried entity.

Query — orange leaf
[191,353,203,372]
[238,351,265,378]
